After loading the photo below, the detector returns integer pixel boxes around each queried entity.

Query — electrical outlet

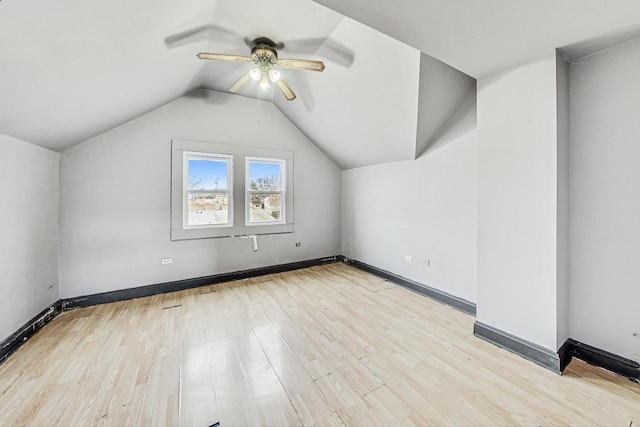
[404,255,412,262]
[161,258,172,265]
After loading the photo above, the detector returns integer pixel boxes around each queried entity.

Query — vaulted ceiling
[2,0,640,169]
[315,0,640,77]
[0,0,424,169]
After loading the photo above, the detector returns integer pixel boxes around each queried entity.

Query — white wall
[59,89,341,298]
[341,129,477,304]
[0,134,59,342]
[569,38,640,362]
[477,54,565,351]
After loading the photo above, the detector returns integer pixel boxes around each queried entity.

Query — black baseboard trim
[474,321,561,373]
[0,301,62,365]
[561,338,640,383]
[344,258,476,316]
[558,338,574,372]
[61,256,341,311]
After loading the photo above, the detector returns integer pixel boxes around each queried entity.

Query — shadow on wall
[184,85,236,105]
[417,87,477,159]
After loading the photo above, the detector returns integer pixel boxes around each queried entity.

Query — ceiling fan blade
[229,71,253,93]
[165,24,237,48]
[276,79,297,101]
[282,38,354,67]
[197,53,253,63]
[276,59,325,72]
[281,38,325,53]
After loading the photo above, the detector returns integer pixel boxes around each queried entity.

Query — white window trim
[182,152,233,230]
[171,139,294,240]
[245,157,286,227]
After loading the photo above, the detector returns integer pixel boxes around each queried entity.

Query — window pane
[248,161,282,191]
[188,158,228,190]
[188,193,229,225]
[249,193,282,222]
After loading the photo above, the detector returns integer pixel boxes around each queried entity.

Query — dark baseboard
[345,258,476,316]
[561,338,640,383]
[474,321,561,373]
[558,338,574,372]
[61,256,341,310]
[0,301,62,365]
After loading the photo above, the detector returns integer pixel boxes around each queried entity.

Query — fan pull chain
[257,85,262,127]
[271,84,275,121]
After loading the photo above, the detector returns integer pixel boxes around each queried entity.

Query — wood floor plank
[312,411,347,427]
[179,343,219,427]
[253,323,334,426]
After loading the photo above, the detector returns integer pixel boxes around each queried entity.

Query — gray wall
[341,128,477,304]
[569,38,640,362]
[59,89,341,298]
[415,53,476,158]
[477,54,565,352]
[0,134,59,342]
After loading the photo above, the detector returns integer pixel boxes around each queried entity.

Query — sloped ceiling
[4,1,638,169]
[0,0,430,170]
[415,54,475,158]
[0,0,203,151]
[313,0,640,78]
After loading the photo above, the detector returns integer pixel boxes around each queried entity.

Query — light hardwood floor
[0,263,638,426]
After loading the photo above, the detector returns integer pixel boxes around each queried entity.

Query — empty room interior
[1,0,640,425]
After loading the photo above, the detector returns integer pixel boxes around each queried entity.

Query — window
[246,158,286,225]
[184,152,232,228]
[171,140,294,240]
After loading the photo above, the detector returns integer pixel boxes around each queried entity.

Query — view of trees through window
[248,160,284,223]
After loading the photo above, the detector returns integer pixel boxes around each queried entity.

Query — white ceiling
[2,0,640,169]
[0,0,207,151]
[0,0,423,170]
[314,0,640,78]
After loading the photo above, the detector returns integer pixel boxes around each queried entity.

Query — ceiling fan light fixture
[250,68,262,81]
[269,69,281,83]
[259,74,271,89]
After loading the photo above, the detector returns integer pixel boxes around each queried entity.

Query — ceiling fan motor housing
[251,44,278,65]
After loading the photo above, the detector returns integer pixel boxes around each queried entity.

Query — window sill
[171,223,293,240]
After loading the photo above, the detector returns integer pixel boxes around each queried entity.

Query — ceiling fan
[197,37,325,101]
